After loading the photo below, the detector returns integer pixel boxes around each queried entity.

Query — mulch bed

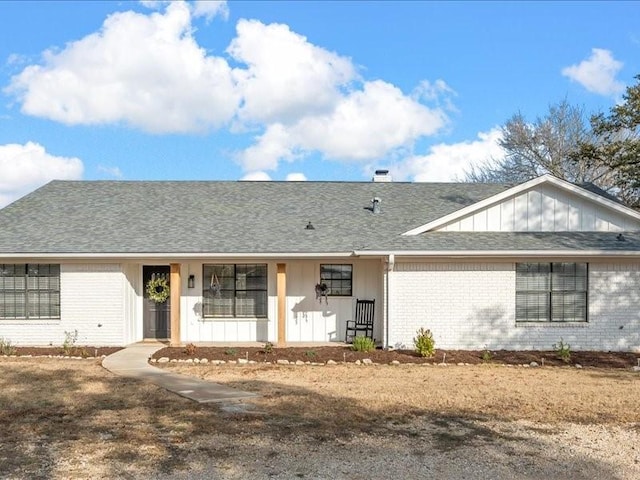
[152,346,640,369]
[6,346,122,357]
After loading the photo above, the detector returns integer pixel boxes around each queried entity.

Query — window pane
[516,292,549,322]
[516,263,549,291]
[320,264,352,296]
[551,292,587,322]
[203,264,268,317]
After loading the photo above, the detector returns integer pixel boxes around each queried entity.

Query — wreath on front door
[146,276,170,303]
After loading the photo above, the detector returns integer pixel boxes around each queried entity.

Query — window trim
[202,263,268,318]
[515,262,588,323]
[320,264,353,297]
[0,264,61,320]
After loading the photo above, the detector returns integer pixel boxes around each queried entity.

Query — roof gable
[403,175,640,235]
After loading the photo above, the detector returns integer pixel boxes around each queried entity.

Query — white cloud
[395,128,504,182]
[286,172,307,181]
[97,164,123,178]
[240,171,271,181]
[0,142,83,207]
[228,19,357,125]
[193,1,229,22]
[6,2,239,133]
[6,4,451,176]
[562,48,624,96]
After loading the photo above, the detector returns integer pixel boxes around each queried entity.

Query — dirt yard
[1,358,639,479]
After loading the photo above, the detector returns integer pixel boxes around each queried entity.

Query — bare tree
[466,100,614,189]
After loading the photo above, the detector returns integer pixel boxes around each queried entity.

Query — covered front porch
[134,257,386,347]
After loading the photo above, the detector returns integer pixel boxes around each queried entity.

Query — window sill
[516,322,589,328]
[0,319,61,325]
[201,317,269,322]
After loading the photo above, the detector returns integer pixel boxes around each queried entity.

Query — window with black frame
[0,264,61,319]
[202,264,267,317]
[320,264,353,296]
[516,262,587,323]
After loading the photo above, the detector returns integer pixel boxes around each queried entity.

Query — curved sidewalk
[102,343,257,403]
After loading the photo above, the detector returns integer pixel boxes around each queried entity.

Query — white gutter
[353,250,640,258]
[0,252,356,260]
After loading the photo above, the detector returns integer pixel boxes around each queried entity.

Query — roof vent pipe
[372,169,392,182]
[372,197,381,214]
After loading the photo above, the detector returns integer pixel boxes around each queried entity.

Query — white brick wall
[388,260,640,352]
[0,263,126,346]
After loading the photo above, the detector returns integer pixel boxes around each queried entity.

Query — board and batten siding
[0,263,126,346]
[285,259,382,342]
[179,259,382,343]
[180,260,277,343]
[438,184,640,232]
[387,261,640,352]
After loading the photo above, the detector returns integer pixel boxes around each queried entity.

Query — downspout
[384,254,394,349]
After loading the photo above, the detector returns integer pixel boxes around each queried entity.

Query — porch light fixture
[188,274,195,289]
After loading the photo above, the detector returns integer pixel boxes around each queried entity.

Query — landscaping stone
[295,360,305,365]
[237,358,248,365]
[277,359,289,365]
[326,359,337,365]
[362,358,373,365]
[530,362,539,367]
[575,364,582,369]
[157,357,169,363]
[390,360,400,365]
[200,358,208,364]
[354,359,361,365]
[632,366,640,372]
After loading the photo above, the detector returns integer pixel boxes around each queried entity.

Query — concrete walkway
[102,343,257,403]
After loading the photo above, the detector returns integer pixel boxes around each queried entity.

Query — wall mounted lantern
[188,274,195,289]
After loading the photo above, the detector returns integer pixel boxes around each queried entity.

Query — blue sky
[0,0,638,206]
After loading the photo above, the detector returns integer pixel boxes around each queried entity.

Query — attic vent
[372,169,392,182]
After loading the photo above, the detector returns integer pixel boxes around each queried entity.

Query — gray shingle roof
[0,180,637,256]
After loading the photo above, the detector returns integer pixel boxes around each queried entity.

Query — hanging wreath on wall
[146,276,170,303]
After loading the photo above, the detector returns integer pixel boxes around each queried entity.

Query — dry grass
[1,358,639,479]
[175,363,640,425]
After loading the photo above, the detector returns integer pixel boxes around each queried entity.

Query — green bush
[481,349,493,363]
[263,342,274,354]
[414,328,435,358]
[351,336,375,352]
[553,338,571,363]
[0,337,16,356]
[224,348,237,356]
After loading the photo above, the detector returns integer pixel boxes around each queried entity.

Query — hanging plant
[315,282,328,304]
[146,276,170,303]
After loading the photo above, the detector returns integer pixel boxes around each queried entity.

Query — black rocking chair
[345,299,375,343]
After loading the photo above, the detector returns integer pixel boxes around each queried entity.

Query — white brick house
[1,174,640,351]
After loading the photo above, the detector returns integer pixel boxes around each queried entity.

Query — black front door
[143,265,171,339]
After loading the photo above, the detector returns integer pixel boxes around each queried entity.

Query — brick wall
[388,261,640,352]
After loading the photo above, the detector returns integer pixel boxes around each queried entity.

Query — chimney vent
[372,169,392,182]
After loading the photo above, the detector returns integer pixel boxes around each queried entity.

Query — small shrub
[414,327,435,358]
[62,329,79,356]
[481,349,493,363]
[351,336,375,352]
[263,342,274,354]
[0,337,16,356]
[224,348,237,356]
[305,350,317,359]
[553,338,571,363]
[184,343,197,356]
